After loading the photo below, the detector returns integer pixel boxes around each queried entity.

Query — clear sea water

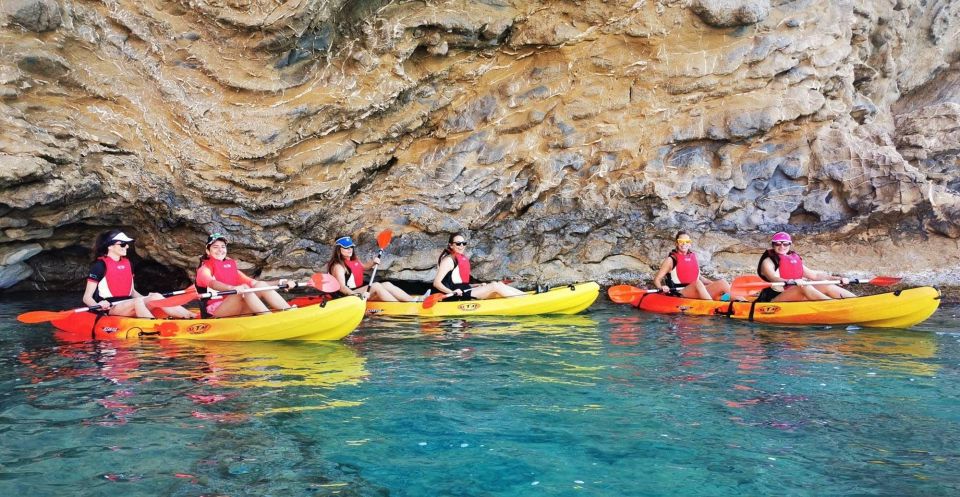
[1,293,958,497]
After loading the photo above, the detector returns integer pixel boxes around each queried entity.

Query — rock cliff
[1,0,959,293]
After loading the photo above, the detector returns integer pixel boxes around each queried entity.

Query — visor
[335,236,356,248]
[111,232,134,243]
[771,232,792,243]
[206,232,228,247]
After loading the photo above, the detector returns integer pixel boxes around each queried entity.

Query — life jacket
[668,249,700,286]
[196,257,251,292]
[757,250,804,282]
[440,253,471,288]
[92,256,134,301]
[343,259,365,289]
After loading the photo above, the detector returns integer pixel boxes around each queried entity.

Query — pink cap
[771,232,792,243]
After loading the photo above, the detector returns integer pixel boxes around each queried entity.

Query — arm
[331,264,354,296]
[759,259,787,283]
[82,280,104,308]
[652,257,674,293]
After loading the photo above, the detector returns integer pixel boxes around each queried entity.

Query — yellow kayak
[51,296,365,341]
[630,287,941,328]
[366,282,600,317]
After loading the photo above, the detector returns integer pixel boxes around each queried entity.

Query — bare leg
[212,295,252,317]
[774,285,830,302]
[470,282,526,299]
[706,279,730,300]
[366,282,399,302]
[253,281,291,311]
[109,299,141,317]
[382,282,415,302]
[680,280,713,300]
[816,284,856,299]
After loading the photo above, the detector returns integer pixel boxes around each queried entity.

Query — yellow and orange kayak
[50,296,365,341]
[364,282,600,317]
[628,287,941,328]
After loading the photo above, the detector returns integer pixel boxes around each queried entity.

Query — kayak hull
[629,287,941,328]
[49,296,366,341]
[289,282,599,317]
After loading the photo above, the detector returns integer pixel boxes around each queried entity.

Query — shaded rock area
[1,0,959,293]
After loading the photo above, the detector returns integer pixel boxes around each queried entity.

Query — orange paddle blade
[422,293,448,309]
[865,276,902,286]
[730,275,768,300]
[376,229,394,250]
[309,273,341,293]
[147,286,198,309]
[17,309,77,324]
[607,285,646,304]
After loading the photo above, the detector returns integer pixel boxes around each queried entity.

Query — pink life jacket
[343,259,365,289]
[95,256,134,299]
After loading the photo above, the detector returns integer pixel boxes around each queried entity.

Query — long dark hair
[92,229,125,260]
[327,237,359,273]
[437,233,465,265]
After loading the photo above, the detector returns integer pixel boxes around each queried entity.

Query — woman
[432,233,525,300]
[195,233,295,317]
[83,230,195,319]
[328,235,415,301]
[652,231,730,300]
[756,232,856,302]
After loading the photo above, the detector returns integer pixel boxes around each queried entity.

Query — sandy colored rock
[0,0,958,292]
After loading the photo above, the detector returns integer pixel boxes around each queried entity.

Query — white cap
[111,232,134,242]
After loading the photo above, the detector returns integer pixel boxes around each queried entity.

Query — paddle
[17,286,196,324]
[607,284,687,304]
[422,281,531,309]
[198,273,340,300]
[363,229,393,299]
[729,275,902,299]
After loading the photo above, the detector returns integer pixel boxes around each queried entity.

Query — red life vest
[777,252,804,279]
[669,250,700,285]
[757,251,804,280]
[197,258,252,288]
[343,259,365,289]
[453,253,471,284]
[95,256,134,299]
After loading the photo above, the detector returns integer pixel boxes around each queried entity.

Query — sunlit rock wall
[1,0,959,291]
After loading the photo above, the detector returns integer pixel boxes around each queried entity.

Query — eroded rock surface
[1,0,959,292]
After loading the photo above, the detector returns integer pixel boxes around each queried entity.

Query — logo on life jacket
[187,323,211,334]
[458,303,480,312]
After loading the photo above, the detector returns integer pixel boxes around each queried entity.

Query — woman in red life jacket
[328,235,415,301]
[652,231,730,300]
[756,231,856,302]
[432,233,526,301]
[195,233,295,317]
[82,230,195,319]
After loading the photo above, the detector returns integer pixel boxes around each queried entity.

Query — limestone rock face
[1,0,959,292]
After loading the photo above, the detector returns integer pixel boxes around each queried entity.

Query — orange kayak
[626,287,941,328]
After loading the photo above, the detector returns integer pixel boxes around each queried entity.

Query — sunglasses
[772,241,792,247]
[452,241,467,246]
[114,242,129,248]
[676,239,693,244]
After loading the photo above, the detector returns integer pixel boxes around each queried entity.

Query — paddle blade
[422,293,447,309]
[309,273,341,293]
[17,309,76,324]
[730,275,769,300]
[147,286,198,309]
[608,285,645,304]
[866,276,902,286]
[376,229,394,250]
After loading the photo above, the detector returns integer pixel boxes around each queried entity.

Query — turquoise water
[1,294,959,496]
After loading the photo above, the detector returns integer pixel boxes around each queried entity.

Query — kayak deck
[50,296,365,341]
[630,287,941,328]
[365,282,600,317]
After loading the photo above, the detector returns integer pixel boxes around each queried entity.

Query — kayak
[626,287,941,328]
[49,296,365,341]
[291,282,600,317]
